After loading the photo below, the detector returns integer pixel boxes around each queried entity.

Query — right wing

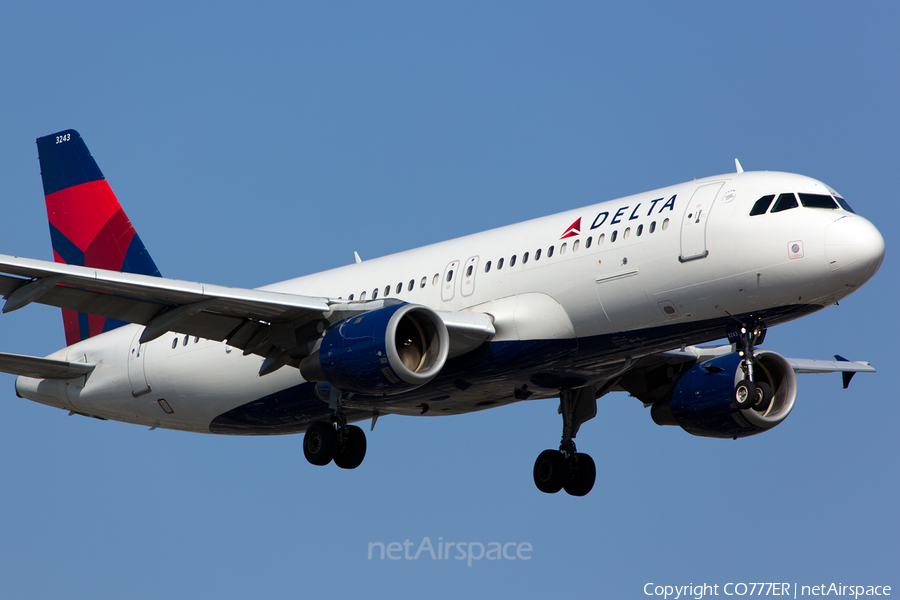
[614,345,875,406]
[786,355,875,389]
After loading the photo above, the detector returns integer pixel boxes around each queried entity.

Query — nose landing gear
[731,322,773,411]
[533,386,598,496]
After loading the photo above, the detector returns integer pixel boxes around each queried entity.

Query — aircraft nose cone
[824,216,885,286]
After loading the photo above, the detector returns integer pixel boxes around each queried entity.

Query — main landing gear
[533,386,597,496]
[732,323,773,412]
[303,408,367,470]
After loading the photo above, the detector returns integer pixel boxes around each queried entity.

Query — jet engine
[651,350,797,439]
[300,303,449,395]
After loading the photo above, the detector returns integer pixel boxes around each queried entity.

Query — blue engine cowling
[651,350,797,439]
[299,303,449,395]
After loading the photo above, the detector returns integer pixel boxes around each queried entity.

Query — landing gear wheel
[533,449,569,494]
[304,421,338,466]
[564,453,596,497]
[334,425,367,470]
[752,381,773,412]
[734,379,757,409]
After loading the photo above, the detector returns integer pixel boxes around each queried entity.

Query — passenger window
[485,261,492,273]
[432,274,439,286]
[384,285,391,297]
[194,336,199,344]
[611,231,618,242]
[586,236,592,248]
[360,291,367,301]
[396,283,402,294]
[662,219,669,230]
[623,228,631,240]
[637,224,643,236]
[372,288,378,299]
[573,239,580,251]
[560,243,567,254]
[522,252,529,264]
[798,193,838,209]
[498,258,504,269]
[408,280,414,291]
[598,233,605,245]
[750,195,775,216]
[771,193,799,213]
[466,265,473,277]
[183,335,189,347]
[446,270,453,282]
[535,249,541,260]
[349,293,354,301]
[422,277,427,288]
[510,255,517,267]
[548,246,554,257]
[172,338,178,350]
[649,221,656,233]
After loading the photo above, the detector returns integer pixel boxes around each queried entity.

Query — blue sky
[0,2,897,598]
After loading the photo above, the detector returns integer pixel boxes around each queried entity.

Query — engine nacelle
[300,303,449,395]
[651,350,797,439]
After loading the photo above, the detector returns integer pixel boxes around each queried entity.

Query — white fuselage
[17,171,884,433]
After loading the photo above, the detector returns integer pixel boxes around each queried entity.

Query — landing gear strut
[533,386,597,496]
[731,322,773,411]
[303,393,367,469]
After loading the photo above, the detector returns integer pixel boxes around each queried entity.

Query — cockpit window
[834,196,857,214]
[798,193,838,209]
[771,193,799,213]
[750,195,775,216]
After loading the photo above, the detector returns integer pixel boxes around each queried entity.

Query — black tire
[334,425,367,470]
[304,421,338,466]
[533,449,569,494]
[734,379,757,409]
[564,453,596,497]
[753,381,773,412]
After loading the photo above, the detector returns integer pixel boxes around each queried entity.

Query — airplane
[0,129,885,497]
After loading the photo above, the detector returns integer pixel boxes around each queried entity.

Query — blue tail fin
[36,129,161,346]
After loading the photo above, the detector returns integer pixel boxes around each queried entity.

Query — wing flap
[0,351,95,380]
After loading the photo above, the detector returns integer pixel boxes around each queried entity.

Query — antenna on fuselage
[735,158,744,174]
[354,251,362,264]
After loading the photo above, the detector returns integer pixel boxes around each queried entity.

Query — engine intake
[300,303,449,395]
[651,350,797,439]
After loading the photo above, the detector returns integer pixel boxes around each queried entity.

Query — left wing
[0,254,494,373]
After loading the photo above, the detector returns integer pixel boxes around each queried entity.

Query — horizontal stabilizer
[0,351,95,380]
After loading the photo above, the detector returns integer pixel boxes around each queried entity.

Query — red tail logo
[37,130,160,346]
